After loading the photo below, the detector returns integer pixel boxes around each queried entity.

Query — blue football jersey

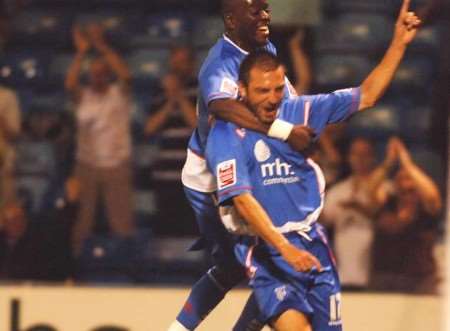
[188,35,294,157]
[206,88,360,230]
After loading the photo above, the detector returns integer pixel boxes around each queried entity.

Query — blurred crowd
[0,0,447,294]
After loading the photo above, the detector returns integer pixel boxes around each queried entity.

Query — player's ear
[238,81,247,99]
[224,13,235,30]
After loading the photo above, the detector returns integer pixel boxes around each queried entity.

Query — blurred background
[0,0,448,330]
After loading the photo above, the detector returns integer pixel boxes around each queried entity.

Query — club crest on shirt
[274,285,287,301]
[217,159,236,189]
[220,77,238,97]
[254,139,271,162]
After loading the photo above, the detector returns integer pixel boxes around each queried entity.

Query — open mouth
[257,25,269,36]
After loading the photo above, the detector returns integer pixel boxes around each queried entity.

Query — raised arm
[397,141,442,216]
[359,0,421,110]
[65,26,90,101]
[233,192,322,272]
[87,23,131,87]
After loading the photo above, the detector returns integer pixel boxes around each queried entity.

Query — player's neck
[224,32,254,53]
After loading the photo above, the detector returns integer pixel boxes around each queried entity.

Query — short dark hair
[238,50,282,86]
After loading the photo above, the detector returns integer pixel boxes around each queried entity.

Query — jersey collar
[223,34,249,56]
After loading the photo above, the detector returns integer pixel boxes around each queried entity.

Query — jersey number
[329,292,342,323]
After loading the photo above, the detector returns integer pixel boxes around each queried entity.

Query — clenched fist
[287,125,315,152]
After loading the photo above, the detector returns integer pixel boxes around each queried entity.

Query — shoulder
[211,120,241,138]
[199,41,240,79]
[0,87,17,100]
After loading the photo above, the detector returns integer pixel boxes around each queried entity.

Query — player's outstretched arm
[233,193,322,272]
[210,99,315,151]
[359,0,421,111]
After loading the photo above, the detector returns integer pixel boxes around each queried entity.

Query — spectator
[288,30,312,96]
[0,200,73,281]
[144,46,197,235]
[322,137,395,290]
[370,138,442,293]
[65,23,135,256]
[0,84,21,206]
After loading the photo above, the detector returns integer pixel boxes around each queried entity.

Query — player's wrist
[268,119,293,141]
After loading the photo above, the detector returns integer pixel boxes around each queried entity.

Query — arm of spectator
[87,23,131,89]
[359,0,421,110]
[367,137,399,207]
[144,100,176,137]
[288,30,312,95]
[317,127,341,169]
[65,26,90,102]
[0,90,21,141]
[397,140,442,215]
[233,192,322,272]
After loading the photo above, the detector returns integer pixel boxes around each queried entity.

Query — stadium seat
[315,14,393,53]
[193,16,223,47]
[398,105,433,139]
[314,54,373,89]
[390,56,435,92]
[408,24,442,55]
[129,13,192,47]
[0,51,50,89]
[126,48,170,89]
[10,10,73,49]
[347,101,401,137]
[323,0,394,15]
[76,230,153,283]
[134,190,157,217]
[49,53,75,87]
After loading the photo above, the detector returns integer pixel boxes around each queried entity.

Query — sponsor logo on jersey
[220,77,238,97]
[260,158,300,186]
[255,141,300,186]
[217,159,236,189]
[254,139,271,162]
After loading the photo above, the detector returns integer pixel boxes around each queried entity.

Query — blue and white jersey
[182,35,295,193]
[189,35,278,156]
[206,88,360,232]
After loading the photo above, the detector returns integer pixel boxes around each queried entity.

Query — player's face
[231,0,271,49]
[241,65,285,125]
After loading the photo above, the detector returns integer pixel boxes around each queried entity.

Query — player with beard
[205,2,420,327]
[169,1,313,330]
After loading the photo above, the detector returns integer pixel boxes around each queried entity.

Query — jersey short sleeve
[199,61,239,106]
[307,87,360,127]
[278,87,360,138]
[205,121,252,204]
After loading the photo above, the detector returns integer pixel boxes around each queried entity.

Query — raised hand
[394,0,421,45]
[73,26,90,54]
[287,125,315,152]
